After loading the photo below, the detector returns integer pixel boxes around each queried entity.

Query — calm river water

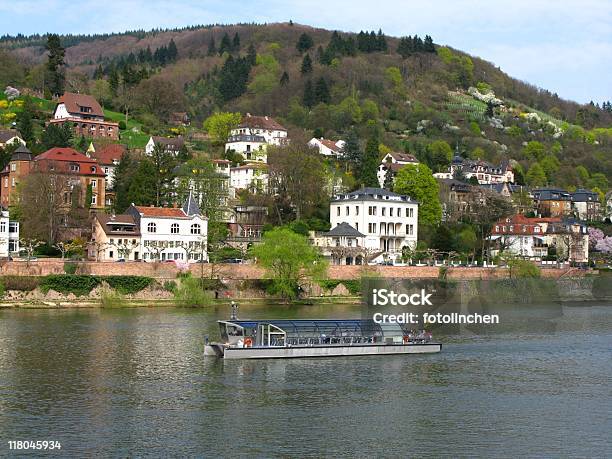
[0,302,611,457]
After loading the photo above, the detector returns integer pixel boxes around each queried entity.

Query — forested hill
[1,22,612,191]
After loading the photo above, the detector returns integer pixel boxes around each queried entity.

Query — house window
[11,178,15,187]
[337,206,340,216]
[355,206,359,216]
[3,178,7,188]
[10,164,16,171]
[382,208,386,217]
[171,223,179,234]
[390,208,394,217]
[91,180,97,188]
[191,223,201,235]
[70,164,80,172]
[346,206,349,216]
[148,222,157,233]
[91,194,97,205]
[109,250,114,258]
[0,222,5,232]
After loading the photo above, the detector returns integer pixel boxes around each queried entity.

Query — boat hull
[208,342,442,359]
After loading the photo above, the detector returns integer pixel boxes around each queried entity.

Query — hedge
[1,276,41,291]
[317,279,361,295]
[36,275,154,297]
[103,276,153,294]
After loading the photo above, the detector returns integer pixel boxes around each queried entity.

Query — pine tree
[377,29,387,52]
[93,65,104,79]
[109,68,119,96]
[303,80,315,108]
[300,53,313,75]
[17,96,35,144]
[314,77,330,104]
[232,32,241,51]
[423,35,435,52]
[383,163,394,190]
[207,37,216,56]
[296,32,314,53]
[360,134,380,187]
[280,71,289,86]
[45,33,65,96]
[246,43,257,66]
[219,33,232,55]
[167,39,178,61]
[341,129,362,166]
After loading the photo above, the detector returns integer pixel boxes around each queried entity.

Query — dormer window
[70,164,80,172]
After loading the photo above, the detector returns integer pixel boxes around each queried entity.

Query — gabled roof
[90,144,126,165]
[0,129,22,143]
[238,114,286,131]
[324,222,365,238]
[134,206,188,218]
[57,92,104,117]
[387,151,418,163]
[34,147,105,177]
[36,147,97,163]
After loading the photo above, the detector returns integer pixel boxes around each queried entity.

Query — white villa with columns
[328,187,418,264]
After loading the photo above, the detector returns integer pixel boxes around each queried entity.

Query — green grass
[104,108,149,148]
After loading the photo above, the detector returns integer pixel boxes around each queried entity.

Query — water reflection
[0,303,610,456]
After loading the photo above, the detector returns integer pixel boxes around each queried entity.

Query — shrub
[318,279,342,291]
[0,279,4,298]
[63,262,78,274]
[174,277,209,307]
[40,275,100,296]
[341,280,362,295]
[118,120,126,130]
[102,276,153,294]
[163,280,177,293]
[198,278,224,291]
[1,276,40,291]
[99,287,126,308]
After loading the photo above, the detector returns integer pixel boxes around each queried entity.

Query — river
[0,303,610,457]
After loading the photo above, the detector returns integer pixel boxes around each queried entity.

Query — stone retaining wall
[0,260,593,280]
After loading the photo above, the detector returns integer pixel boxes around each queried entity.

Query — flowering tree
[588,228,605,249]
[595,237,612,254]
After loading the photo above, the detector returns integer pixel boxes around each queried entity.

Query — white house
[87,142,126,191]
[308,137,346,157]
[377,151,419,187]
[124,192,208,262]
[0,129,25,149]
[329,187,418,263]
[230,114,288,145]
[145,136,185,156]
[90,213,142,261]
[434,156,514,184]
[0,210,19,258]
[230,163,269,193]
[489,214,589,263]
[311,223,369,265]
[225,134,268,162]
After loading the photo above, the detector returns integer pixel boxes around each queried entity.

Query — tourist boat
[204,316,442,360]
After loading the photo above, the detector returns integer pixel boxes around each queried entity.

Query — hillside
[1,22,612,192]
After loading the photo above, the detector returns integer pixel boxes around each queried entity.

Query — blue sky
[1,0,610,104]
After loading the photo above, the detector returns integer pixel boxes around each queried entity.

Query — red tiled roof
[134,206,187,218]
[91,144,126,165]
[35,147,105,177]
[213,159,231,164]
[57,92,104,117]
[319,139,342,152]
[491,214,562,235]
[239,114,286,131]
[390,151,418,163]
